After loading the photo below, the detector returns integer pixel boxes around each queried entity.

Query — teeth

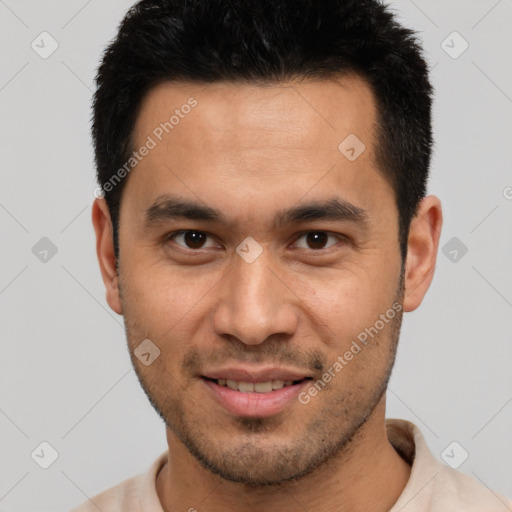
[226,379,238,390]
[254,381,273,393]
[215,379,299,392]
[238,382,255,393]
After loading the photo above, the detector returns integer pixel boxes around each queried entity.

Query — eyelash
[164,230,348,253]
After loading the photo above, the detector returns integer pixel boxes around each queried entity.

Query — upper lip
[201,367,312,383]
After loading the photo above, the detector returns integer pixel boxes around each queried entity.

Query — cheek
[294,266,396,340]
[121,259,223,337]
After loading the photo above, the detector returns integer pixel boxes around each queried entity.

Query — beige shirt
[70,419,512,511]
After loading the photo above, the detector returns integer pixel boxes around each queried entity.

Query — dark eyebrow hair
[272,197,369,230]
[144,194,369,230]
[145,194,227,225]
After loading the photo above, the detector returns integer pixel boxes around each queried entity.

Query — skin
[92,75,442,512]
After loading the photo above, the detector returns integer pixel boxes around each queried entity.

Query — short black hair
[93,0,433,264]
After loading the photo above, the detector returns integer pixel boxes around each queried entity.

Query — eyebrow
[144,193,370,230]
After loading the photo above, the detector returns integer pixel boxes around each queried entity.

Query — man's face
[115,76,405,484]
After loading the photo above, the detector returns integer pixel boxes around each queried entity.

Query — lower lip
[202,378,309,418]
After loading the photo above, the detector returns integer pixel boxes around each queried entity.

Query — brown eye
[306,232,328,249]
[294,231,342,250]
[168,230,216,250]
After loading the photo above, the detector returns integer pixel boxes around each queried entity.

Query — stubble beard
[122,268,405,487]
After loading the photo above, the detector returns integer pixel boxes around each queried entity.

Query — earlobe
[403,195,443,313]
[91,198,123,315]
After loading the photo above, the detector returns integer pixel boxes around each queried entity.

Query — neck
[156,396,411,512]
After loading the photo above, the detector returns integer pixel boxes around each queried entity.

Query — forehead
[124,75,392,229]
[134,75,377,156]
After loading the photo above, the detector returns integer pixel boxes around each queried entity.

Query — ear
[91,198,123,315]
[403,195,443,312]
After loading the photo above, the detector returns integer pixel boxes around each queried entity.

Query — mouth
[200,374,314,418]
[202,377,311,393]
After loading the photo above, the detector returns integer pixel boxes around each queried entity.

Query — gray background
[1,0,511,510]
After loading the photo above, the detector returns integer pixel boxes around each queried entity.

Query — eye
[166,230,218,250]
[293,231,345,250]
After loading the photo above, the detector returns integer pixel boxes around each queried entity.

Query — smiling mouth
[202,377,312,393]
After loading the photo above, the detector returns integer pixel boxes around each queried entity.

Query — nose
[212,247,299,346]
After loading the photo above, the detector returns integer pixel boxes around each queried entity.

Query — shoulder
[437,465,512,510]
[387,419,512,511]
[69,451,168,512]
[69,473,145,512]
